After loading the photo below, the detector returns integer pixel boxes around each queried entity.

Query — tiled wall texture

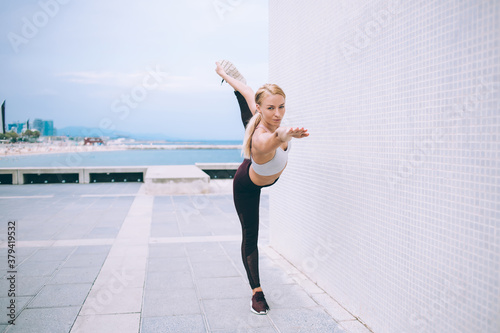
[268,1,499,332]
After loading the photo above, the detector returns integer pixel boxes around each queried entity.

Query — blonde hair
[242,84,286,159]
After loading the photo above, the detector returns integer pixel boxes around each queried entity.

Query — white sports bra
[251,141,291,176]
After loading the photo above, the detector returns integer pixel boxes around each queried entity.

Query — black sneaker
[251,291,269,315]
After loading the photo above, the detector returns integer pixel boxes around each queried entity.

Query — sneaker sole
[219,60,247,85]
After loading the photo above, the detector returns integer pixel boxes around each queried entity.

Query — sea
[0,141,245,168]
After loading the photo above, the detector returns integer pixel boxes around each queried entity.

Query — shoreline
[0,143,242,157]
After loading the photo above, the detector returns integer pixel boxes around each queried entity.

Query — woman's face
[257,94,286,127]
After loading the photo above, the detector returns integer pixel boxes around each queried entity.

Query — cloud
[57,71,145,86]
[35,88,60,96]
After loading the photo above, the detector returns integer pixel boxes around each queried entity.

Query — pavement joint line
[70,189,154,333]
[80,194,138,198]
[0,195,54,199]
[149,235,240,244]
[0,236,241,249]
[0,239,115,248]
[184,246,212,332]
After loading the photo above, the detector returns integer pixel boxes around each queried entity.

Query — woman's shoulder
[254,125,270,133]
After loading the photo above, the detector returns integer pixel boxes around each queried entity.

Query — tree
[23,129,40,138]
[0,132,19,142]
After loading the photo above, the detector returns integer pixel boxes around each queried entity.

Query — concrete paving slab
[80,286,143,315]
[0,184,371,333]
[190,260,241,279]
[0,296,31,325]
[142,288,201,317]
[269,307,346,333]
[70,313,140,333]
[196,276,250,300]
[62,253,108,268]
[339,320,373,333]
[141,314,206,333]
[265,284,319,310]
[150,223,181,237]
[48,266,101,284]
[147,257,191,272]
[145,270,194,291]
[28,283,92,308]
[6,276,49,297]
[148,243,186,258]
[311,293,357,322]
[72,245,112,255]
[16,260,62,277]
[7,306,80,333]
[27,247,76,262]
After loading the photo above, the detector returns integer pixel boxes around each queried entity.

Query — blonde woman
[215,60,309,314]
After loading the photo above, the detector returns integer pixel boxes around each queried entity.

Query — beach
[0,142,242,157]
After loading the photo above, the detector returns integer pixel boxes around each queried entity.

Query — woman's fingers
[283,127,309,139]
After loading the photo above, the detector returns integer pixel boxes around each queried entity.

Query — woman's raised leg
[215,61,256,117]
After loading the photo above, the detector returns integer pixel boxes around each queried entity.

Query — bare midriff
[249,164,286,186]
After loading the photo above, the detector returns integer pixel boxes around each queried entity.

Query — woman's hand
[277,127,309,142]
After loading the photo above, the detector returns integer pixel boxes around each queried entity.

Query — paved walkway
[0,183,371,333]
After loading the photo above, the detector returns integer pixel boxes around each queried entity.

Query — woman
[215,60,309,315]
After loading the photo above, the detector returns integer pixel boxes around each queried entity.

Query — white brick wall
[268,1,499,332]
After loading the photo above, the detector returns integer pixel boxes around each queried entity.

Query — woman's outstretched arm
[252,126,309,155]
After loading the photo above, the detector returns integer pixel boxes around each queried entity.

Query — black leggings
[232,91,278,289]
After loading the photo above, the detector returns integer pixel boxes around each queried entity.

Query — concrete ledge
[143,165,210,195]
[0,168,17,184]
[16,167,85,185]
[0,164,239,194]
[83,166,148,184]
[0,167,149,184]
[195,162,241,170]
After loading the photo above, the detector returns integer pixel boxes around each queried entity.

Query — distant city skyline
[0,1,269,140]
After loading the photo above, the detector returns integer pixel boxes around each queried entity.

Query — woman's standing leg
[233,161,269,314]
[233,164,262,290]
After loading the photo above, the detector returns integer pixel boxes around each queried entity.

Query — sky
[0,0,269,141]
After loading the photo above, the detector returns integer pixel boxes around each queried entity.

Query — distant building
[84,137,105,145]
[43,120,54,136]
[33,119,43,132]
[33,118,54,136]
[7,122,26,134]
